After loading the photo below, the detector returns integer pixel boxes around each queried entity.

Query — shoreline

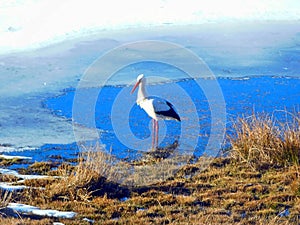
[0,111,299,224]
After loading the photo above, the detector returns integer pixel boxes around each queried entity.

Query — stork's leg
[152,119,155,149]
[155,120,159,148]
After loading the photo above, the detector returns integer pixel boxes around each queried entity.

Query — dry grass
[0,157,29,167]
[1,156,299,224]
[44,146,127,202]
[229,112,300,169]
[0,217,53,225]
[0,190,13,210]
[0,111,300,224]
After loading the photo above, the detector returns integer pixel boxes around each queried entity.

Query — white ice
[0,168,50,180]
[0,168,58,191]
[0,154,32,160]
[0,1,299,153]
[7,203,76,219]
[1,0,300,54]
[0,182,27,191]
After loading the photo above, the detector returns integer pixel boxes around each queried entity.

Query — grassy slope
[0,113,300,224]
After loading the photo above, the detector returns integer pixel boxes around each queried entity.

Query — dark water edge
[2,75,300,168]
[3,143,79,170]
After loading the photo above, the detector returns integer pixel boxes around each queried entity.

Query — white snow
[0,146,16,152]
[1,0,300,54]
[0,168,50,180]
[0,168,21,177]
[83,218,95,223]
[0,154,32,160]
[31,209,76,218]
[0,168,56,191]
[8,203,39,212]
[0,182,27,191]
[7,203,76,219]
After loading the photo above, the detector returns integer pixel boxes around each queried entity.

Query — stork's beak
[130,80,140,94]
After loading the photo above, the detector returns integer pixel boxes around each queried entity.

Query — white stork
[131,74,181,149]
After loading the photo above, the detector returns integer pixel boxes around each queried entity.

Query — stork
[131,74,181,149]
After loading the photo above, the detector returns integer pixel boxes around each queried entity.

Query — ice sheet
[0,182,27,191]
[0,11,299,153]
[0,154,32,160]
[0,168,50,180]
[1,1,300,54]
[7,203,76,219]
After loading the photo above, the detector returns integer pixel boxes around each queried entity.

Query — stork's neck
[137,79,148,104]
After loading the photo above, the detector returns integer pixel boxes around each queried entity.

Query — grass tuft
[229,112,300,169]
[45,145,129,202]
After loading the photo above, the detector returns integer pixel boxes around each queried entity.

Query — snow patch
[1,1,300,54]
[83,218,95,223]
[0,182,27,191]
[0,168,50,180]
[7,203,76,219]
[0,154,32,160]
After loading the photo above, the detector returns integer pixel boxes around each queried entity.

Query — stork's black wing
[152,98,181,121]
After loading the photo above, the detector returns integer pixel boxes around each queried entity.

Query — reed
[0,190,12,210]
[45,145,120,201]
[229,112,300,169]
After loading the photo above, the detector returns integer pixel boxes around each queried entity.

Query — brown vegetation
[230,112,300,168]
[0,112,299,224]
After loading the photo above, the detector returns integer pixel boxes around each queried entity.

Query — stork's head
[131,74,145,94]
[136,74,144,82]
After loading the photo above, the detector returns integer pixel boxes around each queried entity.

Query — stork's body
[131,74,180,149]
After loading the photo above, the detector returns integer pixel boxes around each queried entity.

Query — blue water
[0,22,299,170]
[46,79,210,159]
[6,143,79,170]
[44,76,300,161]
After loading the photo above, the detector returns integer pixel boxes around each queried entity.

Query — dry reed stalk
[45,144,123,201]
[229,112,300,169]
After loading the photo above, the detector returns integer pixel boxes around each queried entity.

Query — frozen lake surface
[0,22,299,162]
[45,76,300,160]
